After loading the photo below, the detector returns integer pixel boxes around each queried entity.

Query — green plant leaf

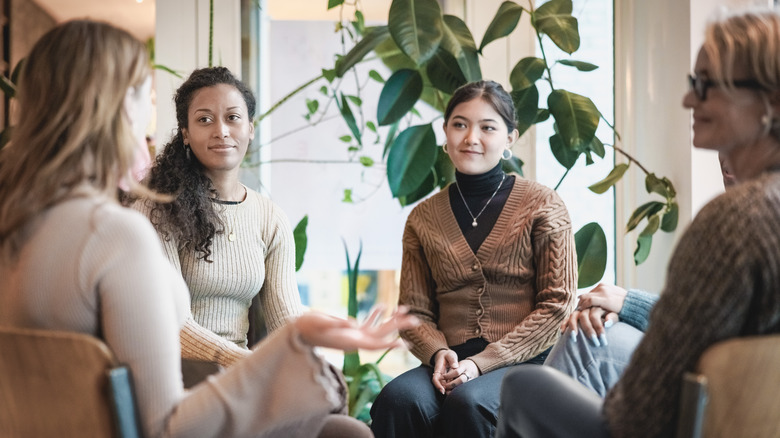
[501,155,525,176]
[398,170,436,206]
[383,120,401,159]
[434,146,455,188]
[588,136,605,158]
[366,121,377,133]
[337,93,362,146]
[512,85,540,137]
[0,75,15,98]
[387,123,438,197]
[626,201,665,232]
[10,59,24,85]
[426,47,467,95]
[359,156,375,167]
[634,233,652,265]
[535,108,551,123]
[322,68,337,83]
[533,0,580,54]
[375,31,418,71]
[441,15,482,82]
[347,95,363,106]
[588,163,629,194]
[335,26,391,77]
[339,135,352,142]
[153,63,183,78]
[661,202,679,232]
[369,70,385,83]
[293,215,308,271]
[342,188,353,203]
[478,1,524,52]
[306,98,319,114]
[645,173,669,198]
[548,89,599,150]
[328,0,344,9]
[574,222,607,288]
[377,69,423,126]
[640,213,660,237]
[509,57,546,90]
[388,0,444,65]
[549,133,579,170]
[558,59,598,71]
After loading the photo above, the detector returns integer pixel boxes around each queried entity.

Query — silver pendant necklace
[455,172,506,228]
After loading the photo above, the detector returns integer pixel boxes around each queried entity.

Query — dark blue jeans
[370,338,548,438]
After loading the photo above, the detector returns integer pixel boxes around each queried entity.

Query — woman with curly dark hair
[135,67,304,369]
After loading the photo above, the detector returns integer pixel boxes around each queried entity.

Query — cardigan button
[476,308,483,316]
[472,264,479,271]
[477,287,484,293]
[475,327,482,335]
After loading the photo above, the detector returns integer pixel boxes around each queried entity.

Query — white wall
[615,0,773,293]
[154,0,242,148]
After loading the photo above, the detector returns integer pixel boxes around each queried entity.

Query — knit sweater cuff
[618,289,658,332]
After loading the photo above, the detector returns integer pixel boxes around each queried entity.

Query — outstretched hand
[295,305,419,352]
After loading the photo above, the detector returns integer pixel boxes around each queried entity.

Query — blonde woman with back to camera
[0,20,416,438]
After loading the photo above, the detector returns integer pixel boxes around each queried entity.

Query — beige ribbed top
[399,177,577,373]
[0,195,342,438]
[137,188,304,367]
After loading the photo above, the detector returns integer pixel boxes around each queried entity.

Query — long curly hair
[143,67,256,261]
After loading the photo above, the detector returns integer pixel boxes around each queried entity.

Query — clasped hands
[561,283,627,347]
[431,349,480,395]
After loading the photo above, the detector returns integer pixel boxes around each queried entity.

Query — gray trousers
[496,322,644,437]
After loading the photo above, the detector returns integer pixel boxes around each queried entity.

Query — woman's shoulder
[407,186,450,219]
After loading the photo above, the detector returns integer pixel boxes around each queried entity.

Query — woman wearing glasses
[496,8,780,438]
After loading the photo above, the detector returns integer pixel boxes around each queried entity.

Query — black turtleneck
[448,162,515,253]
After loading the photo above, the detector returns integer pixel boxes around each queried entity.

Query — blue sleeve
[617,289,658,332]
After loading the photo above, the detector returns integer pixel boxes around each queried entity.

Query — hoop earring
[502,148,513,160]
[442,142,449,153]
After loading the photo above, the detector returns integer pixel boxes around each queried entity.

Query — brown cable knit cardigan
[399,176,578,373]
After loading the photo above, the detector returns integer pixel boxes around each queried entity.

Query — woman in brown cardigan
[370,80,578,438]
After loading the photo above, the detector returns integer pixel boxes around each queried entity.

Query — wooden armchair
[0,326,143,438]
[677,334,780,438]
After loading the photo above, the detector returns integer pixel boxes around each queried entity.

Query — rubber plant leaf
[548,89,599,150]
[574,222,607,288]
[533,0,580,54]
[626,201,665,232]
[478,1,524,53]
[549,133,579,170]
[512,85,540,137]
[426,47,467,95]
[388,0,444,65]
[335,26,391,77]
[441,15,482,82]
[509,57,547,90]
[588,163,629,194]
[377,69,423,126]
[661,202,679,232]
[387,123,438,198]
[558,59,598,71]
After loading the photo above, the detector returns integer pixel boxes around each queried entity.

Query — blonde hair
[704,8,780,92]
[0,20,151,257]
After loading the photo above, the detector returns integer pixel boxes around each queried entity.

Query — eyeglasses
[688,74,764,101]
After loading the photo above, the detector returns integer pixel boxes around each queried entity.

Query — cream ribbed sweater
[604,171,780,438]
[399,177,577,373]
[136,188,303,367]
[0,196,341,438]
